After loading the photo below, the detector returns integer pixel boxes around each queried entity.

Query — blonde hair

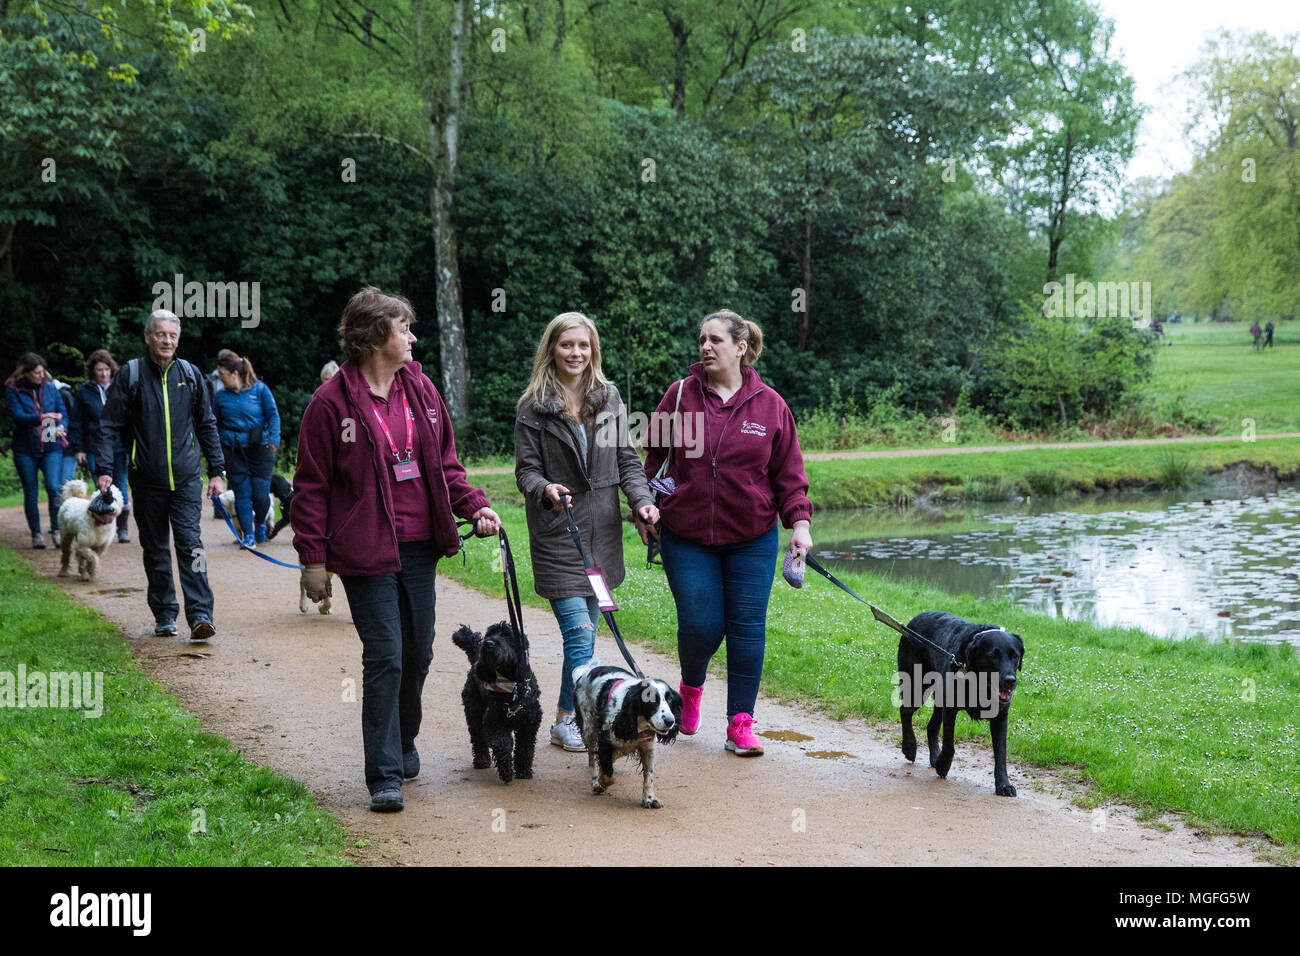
[702,309,763,367]
[517,312,610,417]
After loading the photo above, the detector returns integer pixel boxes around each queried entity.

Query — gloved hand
[301,563,331,603]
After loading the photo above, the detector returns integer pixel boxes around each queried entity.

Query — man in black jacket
[93,310,226,642]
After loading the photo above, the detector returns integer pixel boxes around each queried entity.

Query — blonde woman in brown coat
[515,312,658,751]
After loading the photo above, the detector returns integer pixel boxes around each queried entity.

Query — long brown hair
[6,352,45,387]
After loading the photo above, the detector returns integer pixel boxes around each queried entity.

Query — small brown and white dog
[56,480,124,581]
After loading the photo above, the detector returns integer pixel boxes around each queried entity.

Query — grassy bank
[804,438,1300,509]
[470,439,1300,512]
[0,548,352,866]
[445,503,1300,856]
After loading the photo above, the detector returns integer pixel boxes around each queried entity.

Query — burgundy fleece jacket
[292,360,489,574]
[643,363,812,546]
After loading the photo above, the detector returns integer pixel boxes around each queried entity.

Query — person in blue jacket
[212,350,281,547]
[74,349,131,543]
[4,352,67,548]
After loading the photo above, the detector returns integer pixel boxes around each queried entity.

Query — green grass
[0,549,352,866]
[446,504,1300,855]
[1149,336,1300,434]
[1161,319,1299,347]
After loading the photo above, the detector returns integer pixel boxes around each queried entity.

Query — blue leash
[210,492,304,570]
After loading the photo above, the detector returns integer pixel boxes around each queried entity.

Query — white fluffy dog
[57,480,124,581]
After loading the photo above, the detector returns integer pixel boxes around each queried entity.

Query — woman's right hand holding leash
[544,483,571,509]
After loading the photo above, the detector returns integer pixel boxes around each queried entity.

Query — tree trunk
[0,221,14,280]
[664,6,689,118]
[797,218,812,351]
[417,0,471,421]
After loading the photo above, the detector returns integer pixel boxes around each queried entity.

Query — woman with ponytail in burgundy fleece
[643,310,812,756]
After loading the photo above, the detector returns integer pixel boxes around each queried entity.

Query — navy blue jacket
[4,379,68,455]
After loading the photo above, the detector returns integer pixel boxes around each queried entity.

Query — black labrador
[897,611,1024,796]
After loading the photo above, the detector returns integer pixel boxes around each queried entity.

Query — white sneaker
[550,713,586,752]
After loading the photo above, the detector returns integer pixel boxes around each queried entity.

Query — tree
[725,28,998,350]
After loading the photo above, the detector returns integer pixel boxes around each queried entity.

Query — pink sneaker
[679,682,703,736]
[725,713,764,756]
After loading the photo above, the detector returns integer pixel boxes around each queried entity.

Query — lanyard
[369,383,413,462]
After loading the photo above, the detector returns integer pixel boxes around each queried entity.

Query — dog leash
[560,498,645,679]
[803,554,967,671]
[210,492,304,570]
[458,519,536,717]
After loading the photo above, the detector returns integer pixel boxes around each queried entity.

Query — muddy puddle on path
[88,587,143,597]
[760,730,814,742]
[814,486,1300,645]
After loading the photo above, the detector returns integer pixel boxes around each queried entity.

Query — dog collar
[483,674,516,694]
[91,513,116,525]
[973,627,1008,638]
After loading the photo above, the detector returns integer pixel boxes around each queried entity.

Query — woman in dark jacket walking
[515,312,658,751]
[4,353,67,548]
[294,287,499,812]
[643,310,813,757]
[74,349,131,542]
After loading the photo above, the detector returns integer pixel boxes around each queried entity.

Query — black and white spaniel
[572,661,682,809]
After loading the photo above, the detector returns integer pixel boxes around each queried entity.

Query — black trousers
[339,541,439,795]
[133,479,214,628]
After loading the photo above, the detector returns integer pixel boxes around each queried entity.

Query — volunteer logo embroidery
[739,419,767,437]
[426,406,438,426]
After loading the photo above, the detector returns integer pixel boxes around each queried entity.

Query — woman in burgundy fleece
[643,310,812,756]
[293,287,499,812]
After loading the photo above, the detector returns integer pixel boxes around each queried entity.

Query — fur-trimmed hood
[526,384,614,422]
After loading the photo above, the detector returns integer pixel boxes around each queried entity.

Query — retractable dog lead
[795,552,969,671]
[457,519,535,717]
[559,497,645,679]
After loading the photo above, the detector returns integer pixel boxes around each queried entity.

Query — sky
[1093,0,1300,187]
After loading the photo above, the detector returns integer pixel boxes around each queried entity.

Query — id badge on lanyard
[370,386,421,481]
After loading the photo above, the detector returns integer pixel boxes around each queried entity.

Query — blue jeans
[549,596,601,713]
[13,450,62,535]
[59,452,78,484]
[660,523,779,718]
[339,541,439,795]
[224,443,274,537]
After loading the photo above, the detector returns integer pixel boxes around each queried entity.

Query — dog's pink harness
[605,679,656,740]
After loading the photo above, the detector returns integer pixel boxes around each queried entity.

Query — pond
[812,487,1300,645]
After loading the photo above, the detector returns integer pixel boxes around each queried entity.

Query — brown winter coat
[515,384,654,599]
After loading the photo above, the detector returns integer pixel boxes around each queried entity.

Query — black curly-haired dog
[451,622,542,784]
[897,611,1025,796]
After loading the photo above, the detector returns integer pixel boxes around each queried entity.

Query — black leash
[458,519,535,716]
[560,498,645,678]
[803,554,967,671]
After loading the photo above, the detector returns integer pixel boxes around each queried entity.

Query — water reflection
[814,488,1300,644]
